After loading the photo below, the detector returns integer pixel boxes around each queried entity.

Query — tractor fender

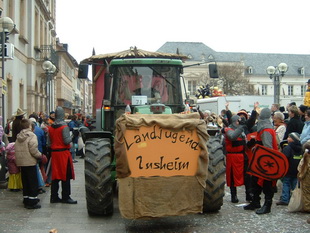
[82,130,112,143]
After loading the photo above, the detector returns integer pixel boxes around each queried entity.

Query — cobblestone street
[0,156,309,233]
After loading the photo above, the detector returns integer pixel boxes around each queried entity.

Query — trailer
[196,96,274,114]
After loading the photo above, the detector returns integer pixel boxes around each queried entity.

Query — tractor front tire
[203,135,226,212]
[84,138,114,216]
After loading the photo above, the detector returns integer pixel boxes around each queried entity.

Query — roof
[81,47,188,64]
[157,42,310,76]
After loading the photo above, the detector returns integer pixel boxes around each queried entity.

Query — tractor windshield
[113,65,182,106]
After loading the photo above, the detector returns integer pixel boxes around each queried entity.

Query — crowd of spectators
[201,101,310,222]
[1,108,92,209]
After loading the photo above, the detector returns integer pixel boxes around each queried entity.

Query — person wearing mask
[224,115,247,203]
[283,105,304,140]
[244,108,278,214]
[48,106,77,204]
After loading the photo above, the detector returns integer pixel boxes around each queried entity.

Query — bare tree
[217,63,257,95]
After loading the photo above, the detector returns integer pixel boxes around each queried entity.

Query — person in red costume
[244,108,278,214]
[225,114,247,203]
[48,106,77,204]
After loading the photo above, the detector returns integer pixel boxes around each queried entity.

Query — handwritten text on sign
[124,125,201,177]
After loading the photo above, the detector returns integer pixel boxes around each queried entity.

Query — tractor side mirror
[78,63,89,79]
[209,64,219,78]
[104,73,112,99]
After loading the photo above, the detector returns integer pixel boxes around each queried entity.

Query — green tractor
[79,49,225,217]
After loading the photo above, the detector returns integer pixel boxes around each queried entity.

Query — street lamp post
[0,16,15,126]
[0,16,14,187]
[266,63,288,104]
[42,60,56,114]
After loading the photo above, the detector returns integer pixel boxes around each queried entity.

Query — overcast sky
[56,0,310,64]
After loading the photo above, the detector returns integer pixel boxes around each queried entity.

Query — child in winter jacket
[276,132,302,205]
[15,119,43,209]
[6,142,23,191]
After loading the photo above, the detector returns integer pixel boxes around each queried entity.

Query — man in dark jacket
[283,105,304,140]
[276,132,302,205]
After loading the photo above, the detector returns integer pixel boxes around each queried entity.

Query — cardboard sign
[248,144,289,180]
[124,125,201,177]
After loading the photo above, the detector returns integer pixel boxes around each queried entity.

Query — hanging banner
[124,124,201,177]
[247,144,289,180]
[2,79,7,95]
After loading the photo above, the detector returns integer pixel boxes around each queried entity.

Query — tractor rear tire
[203,135,226,212]
[84,138,114,216]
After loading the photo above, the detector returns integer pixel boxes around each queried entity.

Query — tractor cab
[101,58,186,131]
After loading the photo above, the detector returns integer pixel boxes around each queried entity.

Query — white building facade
[158,42,309,108]
[0,0,91,124]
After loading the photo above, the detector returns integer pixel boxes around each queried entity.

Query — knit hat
[299,104,308,113]
[289,132,300,143]
[237,110,248,119]
[231,115,240,123]
[259,108,271,120]
[279,106,285,112]
[29,117,37,123]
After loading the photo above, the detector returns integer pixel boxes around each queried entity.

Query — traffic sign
[0,43,14,59]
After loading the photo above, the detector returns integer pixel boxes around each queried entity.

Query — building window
[299,67,305,75]
[34,10,39,47]
[261,85,267,95]
[301,85,306,96]
[247,66,253,74]
[20,0,27,37]
[288,85,294,96]
[188,80,197,95]
[77,79,81,90]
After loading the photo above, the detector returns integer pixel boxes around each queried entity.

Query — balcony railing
[36,45,58,66]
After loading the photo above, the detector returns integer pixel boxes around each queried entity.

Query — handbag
[287,182,303,212]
